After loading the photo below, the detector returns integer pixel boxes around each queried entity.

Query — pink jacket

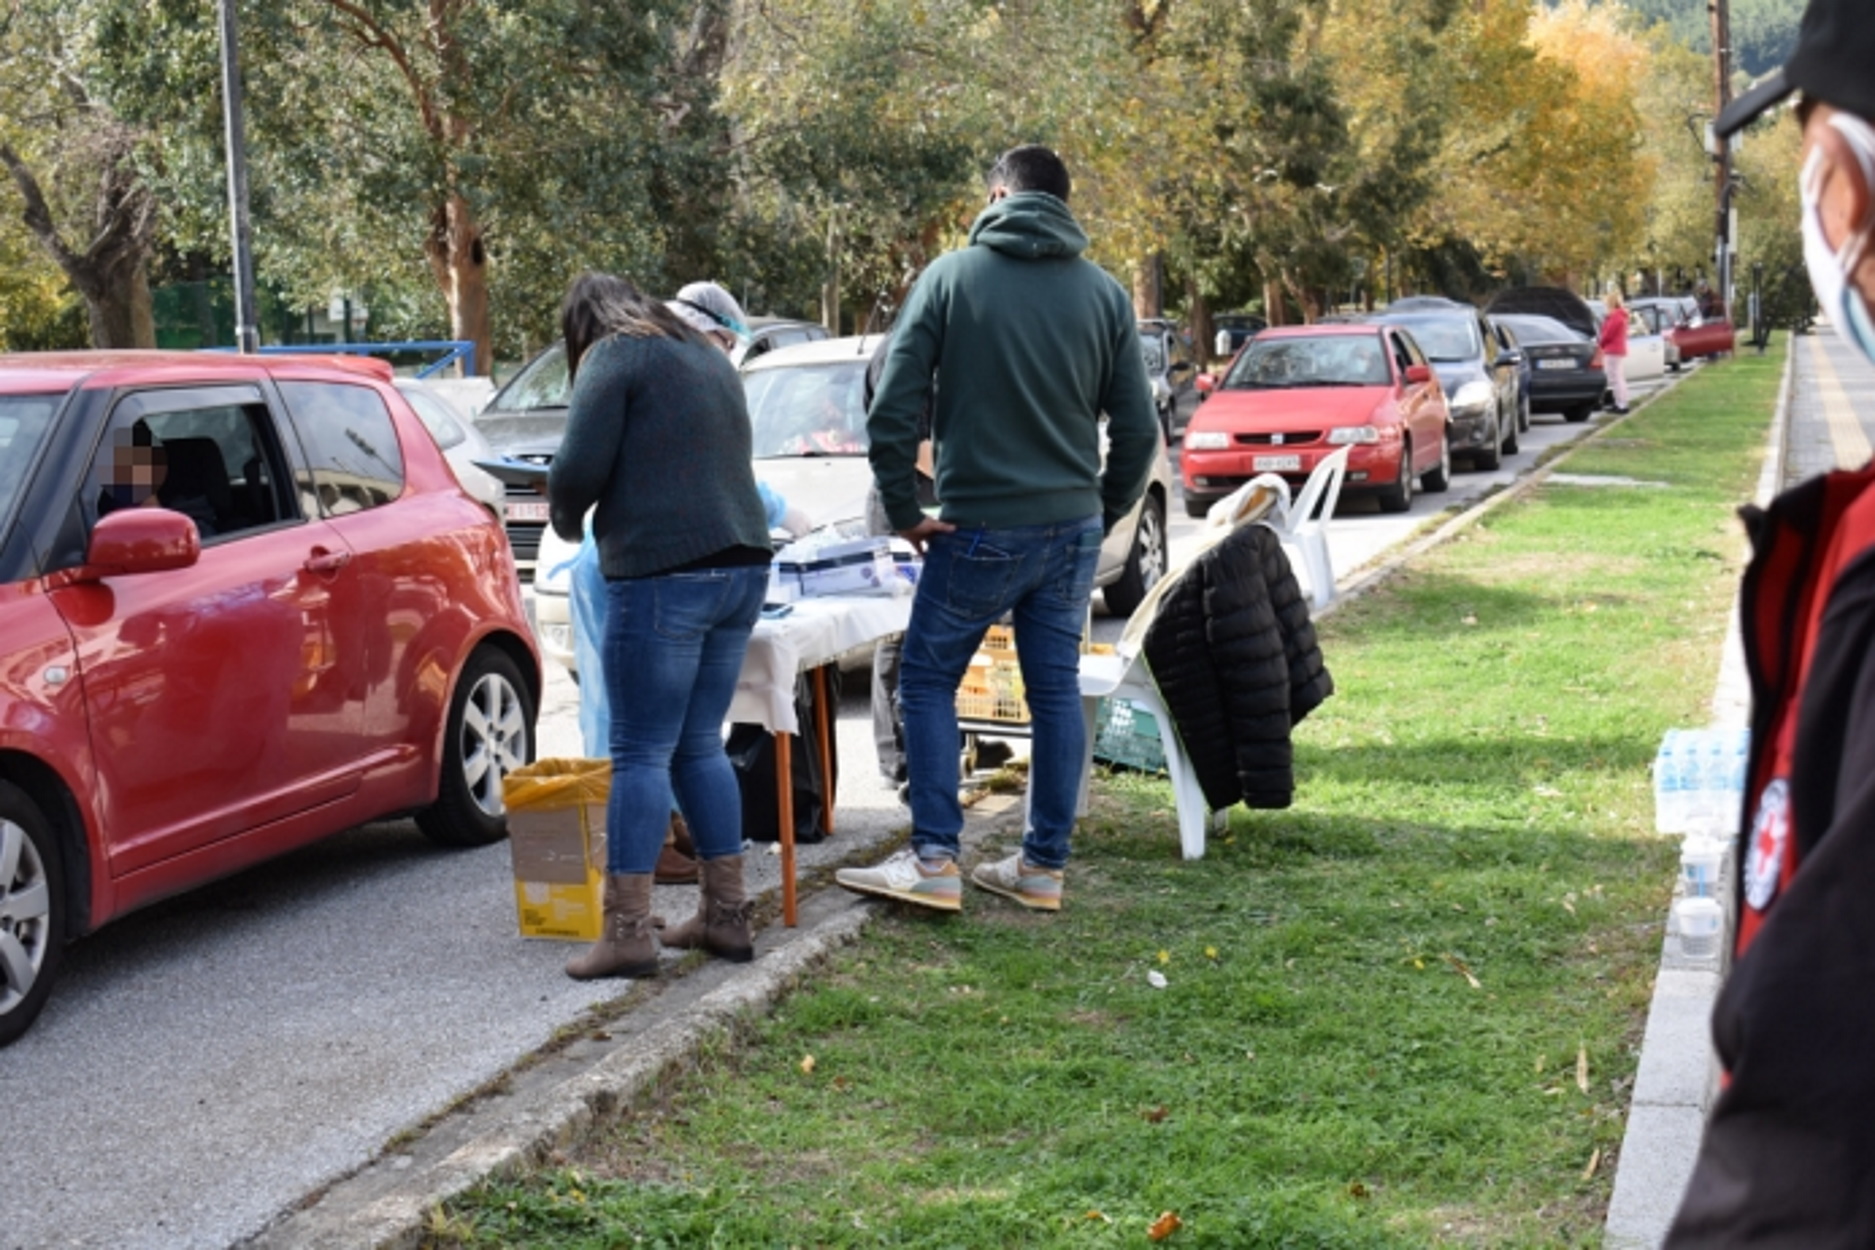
[1598,307,1629,357]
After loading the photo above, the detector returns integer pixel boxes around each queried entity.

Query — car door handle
[303,548,352,574]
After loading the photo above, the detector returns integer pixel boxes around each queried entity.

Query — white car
[392,377,506,515]
[1587,300,1667,383]
[533,335,1174,678]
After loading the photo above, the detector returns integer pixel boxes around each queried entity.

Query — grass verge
[429,343,1784,1248]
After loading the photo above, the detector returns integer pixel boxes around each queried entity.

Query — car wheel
[1473,417,1502,471]
[1518,393,1531,433]
[0,780,65,1048]
[1103,494,1166,617]
[417,647,536,849]
[1158,402,1174,445]
[1182,494,1212,519]
[1564,404,1594,424]
[1501,405,1520,456]
[1421,431,1452,493]
[1376,439,1413,514]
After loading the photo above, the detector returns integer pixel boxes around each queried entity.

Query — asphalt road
[0,372,1677,1250]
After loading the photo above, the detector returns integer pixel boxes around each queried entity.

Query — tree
[0,3,159,347]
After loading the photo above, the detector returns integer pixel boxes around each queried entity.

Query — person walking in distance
[1664,0,1875,1240]
[547,272,775,980]
[1599,288,1631,415]
[836,145,1159,913]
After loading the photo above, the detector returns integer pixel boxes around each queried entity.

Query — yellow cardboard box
[502,759,609,941]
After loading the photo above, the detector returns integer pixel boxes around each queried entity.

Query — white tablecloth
[729,593,913,734]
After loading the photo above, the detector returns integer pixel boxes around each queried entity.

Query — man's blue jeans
[601,566,767,875]
[899,517,1103,870]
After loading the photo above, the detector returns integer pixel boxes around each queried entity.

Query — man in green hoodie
[837,145,1159,914]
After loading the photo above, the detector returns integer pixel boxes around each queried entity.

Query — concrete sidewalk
[1604,325,1875,1248]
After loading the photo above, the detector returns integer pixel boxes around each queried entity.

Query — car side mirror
[1404,364,1432,384]
[1194,373,1217,394]
[1495,352,1521,368]
[51,508,201,587]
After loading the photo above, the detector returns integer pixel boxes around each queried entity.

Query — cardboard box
[503,760,609,941]
[780,537,895,598]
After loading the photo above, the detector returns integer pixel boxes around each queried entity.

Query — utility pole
[1711,0,1734,316]
[217,0,259,353]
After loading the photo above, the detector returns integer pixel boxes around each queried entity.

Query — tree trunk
[87,259,155,348]
[1132,253,1163,319]
[1187,280,1213,366]
[1263,280,1287,327]
[821,211,842,334]
[427,195,492,376]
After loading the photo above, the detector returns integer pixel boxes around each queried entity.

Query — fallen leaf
[1157,949,1171,965]
[1576,1043,1590,1094]
[1534,1054,1548,1073]
[1534,785,1563,798]
[1462,614,1478,626]
[1142,1105,1170,1123]
[1443,953,1482,989]
[1582,1147,1602,1180]
[1348,1181,1369,1199]
[1084,1210,1111,1223]
[1413,957,1425,970]
[831,1076,851,1092]
[1148,1211,1182,1241]
[1147,970,1168,989]
[1204,946,1219,960]
[1561,897,1577,916]
[800,1054,816,1075]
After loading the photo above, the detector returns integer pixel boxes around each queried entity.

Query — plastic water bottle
[1680,837,1725,900]
[1654,731,1686,835]
[1674,897,1724,960]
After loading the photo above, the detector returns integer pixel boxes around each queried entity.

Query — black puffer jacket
[1141,524,1333,809]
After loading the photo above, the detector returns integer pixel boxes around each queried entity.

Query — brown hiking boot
[564,874,661,980]
[659,853,755,963]
[655,812,700,884]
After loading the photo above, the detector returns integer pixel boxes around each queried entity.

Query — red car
[1666,316,1736,361]
[1183,324,1452,516]
[0,352,540,1045]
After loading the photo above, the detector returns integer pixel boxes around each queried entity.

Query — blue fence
[208,339,476,378]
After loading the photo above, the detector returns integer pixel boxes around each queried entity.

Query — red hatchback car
[0,352,540,1045]
[1183,324,1452,516]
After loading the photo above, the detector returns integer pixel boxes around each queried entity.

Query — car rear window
[1498,315,1584,344]
[1222,335,1391,389]
[744,360,870,457]
[1378,315,1480,362]
[277,381,406,515]
[0,393,59,521]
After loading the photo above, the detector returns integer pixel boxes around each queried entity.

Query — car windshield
[0,393,60,521]
[1377,314,1479,362]
[488,343,569,413]
[744,360,870,457]
[1497,314,1584,344]
[1630,305,1664,335]
[399,385,468,449]
[1139,334,1166,374]
[1221,335,1391,389]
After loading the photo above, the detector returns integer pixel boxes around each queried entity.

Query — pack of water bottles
[1653,726,1751,836]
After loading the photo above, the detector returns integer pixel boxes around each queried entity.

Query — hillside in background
[1620,0,1801,77]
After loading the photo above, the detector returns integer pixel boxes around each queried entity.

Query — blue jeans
[899,517,1103,870]
[601,566,767,874]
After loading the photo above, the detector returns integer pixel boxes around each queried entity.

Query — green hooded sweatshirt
[866,191,1159,533]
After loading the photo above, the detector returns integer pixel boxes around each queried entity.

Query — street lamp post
[216,0,259,354]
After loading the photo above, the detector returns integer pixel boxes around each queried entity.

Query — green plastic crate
[1092,697,1168,774]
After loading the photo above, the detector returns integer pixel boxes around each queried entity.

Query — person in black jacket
[1666,0,1875,1240]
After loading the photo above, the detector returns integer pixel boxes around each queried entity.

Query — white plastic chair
[1077,650,1225,859]
[1264,446,1349,610]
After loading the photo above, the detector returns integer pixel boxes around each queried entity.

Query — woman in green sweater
[547,272,774,980]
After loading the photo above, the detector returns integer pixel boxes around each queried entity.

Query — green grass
[431,343,1786,1249]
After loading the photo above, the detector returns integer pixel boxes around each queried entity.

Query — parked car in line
[0,351,541,1045]
[474,319,829,576]
[1586,299,1667,383]
[531,334,1175,676]
[1490,318,1534,434]
[1488,313,1606,423]
[1139,321,1198,440]
[1660,298,1736,361]
[1183,323,1452,517]
[1628,298,1687,371]
[1211,312,1268,360]
[392,377,505,516]
[1368,300,1520,469]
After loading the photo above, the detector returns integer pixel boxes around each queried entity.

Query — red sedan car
[1183,324,1452,516]
[0,352,540,1045]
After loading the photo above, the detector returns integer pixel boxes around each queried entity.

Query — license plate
[505,500,550,523]
[1253,454,1301,472]
[1537,358,1578,370]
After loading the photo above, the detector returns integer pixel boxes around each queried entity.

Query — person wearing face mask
[1665,0,1875,1241]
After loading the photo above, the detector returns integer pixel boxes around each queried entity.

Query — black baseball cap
[1715,0,1875,138]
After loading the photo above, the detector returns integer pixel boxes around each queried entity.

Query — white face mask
[1801,112,1875,364]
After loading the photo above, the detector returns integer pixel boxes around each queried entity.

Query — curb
[1603,342,1797,1249]
[243,797,1029,1249]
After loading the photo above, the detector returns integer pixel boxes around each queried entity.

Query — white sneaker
[970,852,1064,912]
[835,850,962,912]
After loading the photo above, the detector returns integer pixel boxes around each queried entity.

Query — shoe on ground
[835,850,961,912]
[970,852,1064,912]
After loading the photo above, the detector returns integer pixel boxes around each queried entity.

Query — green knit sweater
[866,192,1159,533]
[547,333,771,579]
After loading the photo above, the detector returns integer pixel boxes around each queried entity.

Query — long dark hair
[560,271,711,379]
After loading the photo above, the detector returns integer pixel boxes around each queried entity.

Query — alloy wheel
[1136,503,1168,588]
[0,818,51,1017]
[460,671,530,818]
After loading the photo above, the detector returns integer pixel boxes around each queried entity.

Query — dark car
[1139,321,1198,440]
[1489,313,1606,423]
[0,351,541,1044]
[1210,312,1268,360]
[474,318,829,573]
[1368,302,1521,469]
